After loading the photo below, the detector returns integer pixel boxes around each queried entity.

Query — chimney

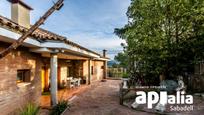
[103,49,107,58]
[9,0,33,28]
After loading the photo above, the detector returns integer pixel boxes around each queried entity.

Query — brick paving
[40,85,89,108]
[63,80,153,115]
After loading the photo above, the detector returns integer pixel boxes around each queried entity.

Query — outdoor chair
[76,78,81,86]
[73,78,81,87]
[67,77,74,88]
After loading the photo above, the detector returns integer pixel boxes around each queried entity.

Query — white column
[50,53,58,106]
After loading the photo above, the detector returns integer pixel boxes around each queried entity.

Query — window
[17,69,31,83]
[101,66,104,69]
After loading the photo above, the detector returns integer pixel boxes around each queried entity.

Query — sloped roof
[0,15,101,56]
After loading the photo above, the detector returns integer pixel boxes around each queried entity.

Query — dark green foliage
[114,52,128,68]
[115,0,204,83]
[50,100,69,115]
[122,73,129,78]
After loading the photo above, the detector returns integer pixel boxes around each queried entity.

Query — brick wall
[0,42,42,114]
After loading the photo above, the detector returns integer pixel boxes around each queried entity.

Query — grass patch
[20,103,39,115]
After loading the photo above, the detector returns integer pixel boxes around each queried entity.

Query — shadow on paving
[62,80,153,115]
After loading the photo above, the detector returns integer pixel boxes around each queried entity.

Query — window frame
[17,69,31,83]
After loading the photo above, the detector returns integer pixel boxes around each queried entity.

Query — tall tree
[114,43,128,68]
[115,0,204,82]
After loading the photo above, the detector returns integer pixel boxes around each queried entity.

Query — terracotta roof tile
[0,15,101,56]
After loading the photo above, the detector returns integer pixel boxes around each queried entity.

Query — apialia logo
[134,91,193,109]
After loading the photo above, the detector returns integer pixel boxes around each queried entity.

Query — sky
[0,0,130,59]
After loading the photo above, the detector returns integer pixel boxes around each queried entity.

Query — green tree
[115,0,204,82]
[114,52,128,68]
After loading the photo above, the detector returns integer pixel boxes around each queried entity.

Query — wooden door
[41,66,49,92]
[41,68,45,92]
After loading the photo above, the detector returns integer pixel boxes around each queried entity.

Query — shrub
[50,100,70,115]
[122,73,129,78]
[20,103,39,115]
[42,91,50,95]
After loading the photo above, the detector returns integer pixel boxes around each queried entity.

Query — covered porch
[38,51,95,107]
[40,84,89,107]
[27,34,109,106]
[41,58,89,93]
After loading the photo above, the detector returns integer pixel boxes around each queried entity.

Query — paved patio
[40,85,89,108]
[63,80,153,115]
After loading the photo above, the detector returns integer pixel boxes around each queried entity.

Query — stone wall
[83,60,89,83]
[43,60,85,88]
[0,42,42,114]
[70,60,83,78]
[91,60,104,82]
[59,62,68,87]
[82,60,105,83]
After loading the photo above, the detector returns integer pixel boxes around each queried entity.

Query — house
[0,0,108,114]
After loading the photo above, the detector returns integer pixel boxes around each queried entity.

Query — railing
[108,67,127,78]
